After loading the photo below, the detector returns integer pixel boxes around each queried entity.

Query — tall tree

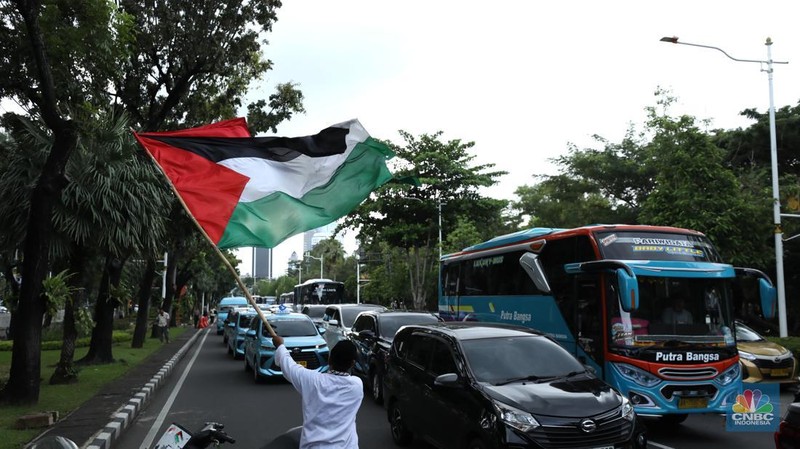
[342,131,508,309]
[0,0,128,404]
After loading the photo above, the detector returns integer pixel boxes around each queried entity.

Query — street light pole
[661,36,790,337]
[305,252,323,279]
[355,254,361,304]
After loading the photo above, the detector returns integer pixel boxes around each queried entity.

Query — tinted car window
[303,306,326,319]
[341,307,376,327]
[405,334,436,368]
[461,335,585,384]
[379,314,439,339]
[353,315,375,333]
[238,315,253,328]
[267,319,318,337]
[429,339,457,376]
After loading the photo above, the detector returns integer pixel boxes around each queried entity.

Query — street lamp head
[660,36,679,44]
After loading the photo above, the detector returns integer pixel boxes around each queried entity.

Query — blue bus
[439,224,777,422]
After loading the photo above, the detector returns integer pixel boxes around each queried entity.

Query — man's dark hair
[329,340,357,371]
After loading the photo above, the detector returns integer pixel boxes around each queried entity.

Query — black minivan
[384,322,647,449]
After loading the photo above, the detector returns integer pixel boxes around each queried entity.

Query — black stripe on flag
[144,125,350,163]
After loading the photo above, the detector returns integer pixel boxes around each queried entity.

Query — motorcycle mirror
[28,436,79,449]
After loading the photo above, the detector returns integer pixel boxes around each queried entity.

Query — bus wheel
[661,414,688,425]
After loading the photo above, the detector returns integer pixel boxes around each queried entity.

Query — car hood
[480,376,621,418]
[738,340,791,357]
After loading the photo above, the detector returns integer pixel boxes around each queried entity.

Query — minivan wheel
[371,371,383,405]
[661,413,688,425]
[389,402,413,446]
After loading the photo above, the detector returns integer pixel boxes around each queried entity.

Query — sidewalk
[29,326,202,449]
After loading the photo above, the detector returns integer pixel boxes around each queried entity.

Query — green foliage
[444,218,483,254]
[0,331,131,351]
[638,103,772,267]
[116,0,302,133]
[41,270,74,317]
[0,0,132,113]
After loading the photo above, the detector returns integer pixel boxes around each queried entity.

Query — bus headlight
[715,363,740,386]
[615,363,661,388]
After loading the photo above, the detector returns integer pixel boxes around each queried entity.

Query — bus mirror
[519,253,551,293]
[617,268,639,312]
[758,278,777,319]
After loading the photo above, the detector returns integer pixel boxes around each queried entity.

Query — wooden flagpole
[133,128,278,337]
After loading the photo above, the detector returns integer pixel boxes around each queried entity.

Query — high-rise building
[253,247,272,279]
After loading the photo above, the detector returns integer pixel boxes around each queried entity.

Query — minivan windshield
[461,336,586,385]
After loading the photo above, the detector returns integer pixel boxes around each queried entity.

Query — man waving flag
[133,118,395,249]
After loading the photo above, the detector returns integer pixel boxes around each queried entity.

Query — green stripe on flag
[217,137,394,248]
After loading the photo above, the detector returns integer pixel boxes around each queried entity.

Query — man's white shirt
[275,344,363,449]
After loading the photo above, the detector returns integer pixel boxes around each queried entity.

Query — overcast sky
[229,2,800,276]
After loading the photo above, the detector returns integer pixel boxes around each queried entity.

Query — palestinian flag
[133,118,394,249]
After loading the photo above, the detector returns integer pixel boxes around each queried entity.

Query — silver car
[321,303,386,349]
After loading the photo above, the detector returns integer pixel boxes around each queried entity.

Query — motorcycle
[29,422,301,449]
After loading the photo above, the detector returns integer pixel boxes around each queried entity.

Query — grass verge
[0,327,187,449]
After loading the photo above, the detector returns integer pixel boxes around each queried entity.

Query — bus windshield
[608,276,736,350]
[594,231,723,263]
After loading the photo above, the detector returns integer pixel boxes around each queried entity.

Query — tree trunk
[132,258,156,348]
[78,256,125,365]
[50,246,88,384]
[0,1,78,405]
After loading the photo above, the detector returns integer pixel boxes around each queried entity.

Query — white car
[320,303,387,349]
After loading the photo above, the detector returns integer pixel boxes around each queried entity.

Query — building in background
[252,247,272,279]
[303,223,338,253]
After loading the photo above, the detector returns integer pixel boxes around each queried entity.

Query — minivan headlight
[615,363,661,388]
[493,400,540,433]
[715,363,740,386]
[738,351,757,361]
[621,396,635,422]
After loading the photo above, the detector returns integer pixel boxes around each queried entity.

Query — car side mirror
[358,330,376,339]
[246,329,256,338]
[318,327,326,335]
[227,322,235,328]
[433,373,461,388]
[328,319,339,327]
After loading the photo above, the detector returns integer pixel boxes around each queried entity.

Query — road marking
[649,441,675,449]
[141,330,210,448]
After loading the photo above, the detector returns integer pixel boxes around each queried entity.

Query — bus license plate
[297,361,307,367]
[678,397,708,409]
[771,368,789,377]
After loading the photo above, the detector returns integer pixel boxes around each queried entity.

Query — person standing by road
[273,333,363,448]
[157,307,170,343]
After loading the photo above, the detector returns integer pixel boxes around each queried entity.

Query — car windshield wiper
[557,370,588,379]
[495,375,554,386]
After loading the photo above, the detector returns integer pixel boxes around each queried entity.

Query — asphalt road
[114,328,794,449]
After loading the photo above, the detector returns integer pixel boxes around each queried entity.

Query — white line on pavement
[649,441,676,449]
[141,330,210,449]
